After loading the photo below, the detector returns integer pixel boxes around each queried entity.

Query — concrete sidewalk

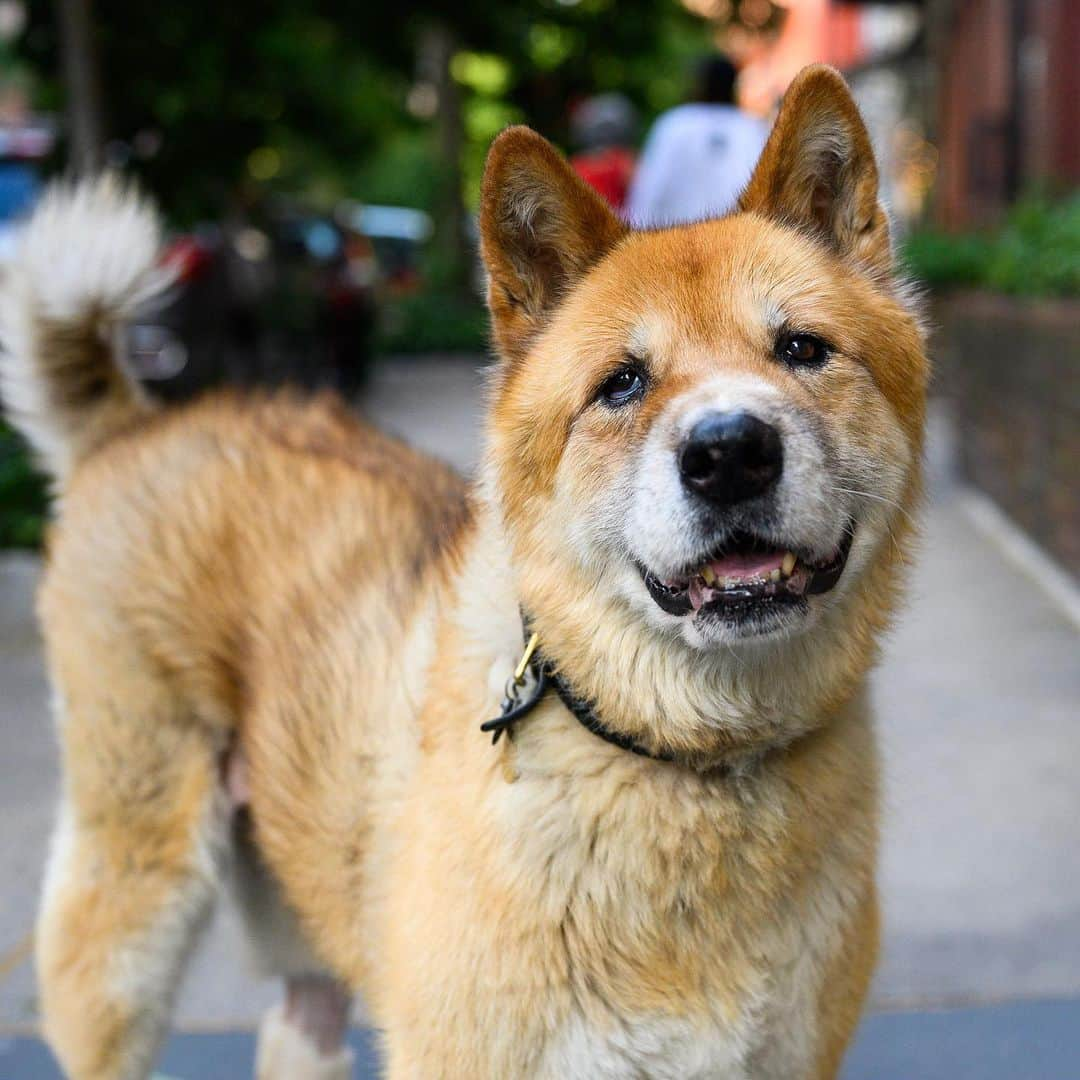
[2,357,1078,1067]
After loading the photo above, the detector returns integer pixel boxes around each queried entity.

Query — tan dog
[1,66,927,1079]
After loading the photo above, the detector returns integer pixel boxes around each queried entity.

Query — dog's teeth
[769,568,781,582]
[701,565,716,585]
[781,551,797,577]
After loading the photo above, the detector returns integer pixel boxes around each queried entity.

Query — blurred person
[626,54,768,227]
[569,92,638,212]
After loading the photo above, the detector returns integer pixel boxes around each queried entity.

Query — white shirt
[625,104,769,228]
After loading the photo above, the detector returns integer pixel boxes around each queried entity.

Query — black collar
[480,625,675,763]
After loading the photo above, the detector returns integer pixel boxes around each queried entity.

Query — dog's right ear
[479,126,625,362]
[739,65,891,275]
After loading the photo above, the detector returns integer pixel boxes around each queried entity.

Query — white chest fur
[489,724,849,1080]
[540,1011,755,1080]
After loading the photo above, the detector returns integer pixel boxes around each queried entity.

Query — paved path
[2,356,1078,1069]
[6,997,1080,1080]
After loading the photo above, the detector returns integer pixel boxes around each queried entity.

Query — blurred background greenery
[16,1,706,261]
[0,417,46,548]
[904,193,1080,298]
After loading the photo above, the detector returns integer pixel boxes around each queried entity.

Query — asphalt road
[2,356,1078,1073]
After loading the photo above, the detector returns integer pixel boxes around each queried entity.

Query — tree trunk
[55,0,105,174]
[418,21,468,293]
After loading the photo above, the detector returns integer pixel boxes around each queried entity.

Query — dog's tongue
[688,549,788,610]
[707,549,785,580]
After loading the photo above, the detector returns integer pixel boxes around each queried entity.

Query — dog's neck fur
[454,480,888,774]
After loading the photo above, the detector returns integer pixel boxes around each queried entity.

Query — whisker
[829,484,913,563]
[828,484,919,528]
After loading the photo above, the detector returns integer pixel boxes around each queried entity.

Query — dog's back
[1,178,469,729]
[0,179,470,1079]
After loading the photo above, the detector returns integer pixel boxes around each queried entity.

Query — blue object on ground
[2,997,1077,1078]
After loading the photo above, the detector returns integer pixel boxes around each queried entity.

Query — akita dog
[1,66,927,1079]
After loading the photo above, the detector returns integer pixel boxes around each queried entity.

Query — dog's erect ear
[479,126,626,361]
[739,65,891,274]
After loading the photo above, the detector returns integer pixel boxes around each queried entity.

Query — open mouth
[639,525,855,620]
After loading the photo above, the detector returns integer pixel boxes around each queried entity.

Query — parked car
[128,203,377,402]
[336,201,433,297]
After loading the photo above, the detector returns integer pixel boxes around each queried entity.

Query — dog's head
[478,67,926,736]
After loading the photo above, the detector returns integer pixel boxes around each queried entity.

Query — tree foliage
[18,1,707,221]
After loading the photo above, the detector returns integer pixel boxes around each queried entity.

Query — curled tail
[0,175,170,487]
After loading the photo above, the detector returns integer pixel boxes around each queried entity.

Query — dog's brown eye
[598,366,645,406]
[777,333,828,367]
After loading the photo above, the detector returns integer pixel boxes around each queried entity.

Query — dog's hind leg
[35,676,228,1080]
[228,814,354,1079]
[254,976,354,1080]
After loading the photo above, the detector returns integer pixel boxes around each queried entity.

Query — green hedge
[0,420,48,549]
[902,194,1080,298]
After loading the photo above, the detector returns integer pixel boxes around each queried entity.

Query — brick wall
[936,0,1080,228]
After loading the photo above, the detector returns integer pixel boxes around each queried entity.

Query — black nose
[678,411,784,506]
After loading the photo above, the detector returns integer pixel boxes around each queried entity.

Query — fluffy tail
[0,175,170,487]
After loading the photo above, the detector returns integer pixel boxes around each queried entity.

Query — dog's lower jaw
[632,522,857,649]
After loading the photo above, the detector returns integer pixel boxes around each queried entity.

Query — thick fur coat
[1,67,927,1079]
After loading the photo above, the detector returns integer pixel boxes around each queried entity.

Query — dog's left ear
[740,65,891,274]
[479,126,626,361]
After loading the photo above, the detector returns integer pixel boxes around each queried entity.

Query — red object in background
[572,147,636,211]
[160,236,215,283]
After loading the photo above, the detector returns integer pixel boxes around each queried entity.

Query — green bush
[377,290,490,355]
[902,194,1080,298]
[0,421,48,549]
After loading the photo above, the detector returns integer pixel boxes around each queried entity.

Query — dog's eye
[777,332,828,367]
[598,365,645,407]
